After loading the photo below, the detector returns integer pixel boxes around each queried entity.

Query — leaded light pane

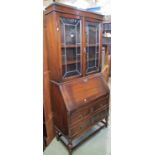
[86,21,100,74]
[60,17,81,78]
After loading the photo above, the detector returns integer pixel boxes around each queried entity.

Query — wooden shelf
[103,29,111,32]
[61,44,99,48]
[86,44,99,47]
[87,58,98,62]
[62,58,98,65]
[61,44,81,48]
[62,60,80,65]
[103,43,111,45]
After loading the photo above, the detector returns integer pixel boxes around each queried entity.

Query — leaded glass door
[85,21,100,74]
[60,15,82,79]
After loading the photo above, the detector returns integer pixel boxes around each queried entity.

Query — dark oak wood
[50,74,109,154]
[44,3,104,82]
[44,3,110,155]
[43,14,55,147]
[58,121,106,155]
[45,2,103,20]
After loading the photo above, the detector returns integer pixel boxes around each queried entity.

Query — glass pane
[60,17,81,78]
[86,21,100,74]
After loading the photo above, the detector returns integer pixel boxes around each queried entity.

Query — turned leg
[56,131,59,141]
[105,114,109,127]
[56,131,62,141]
[68,138,73,155]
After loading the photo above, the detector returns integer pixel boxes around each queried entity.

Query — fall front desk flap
[52,73,110,112]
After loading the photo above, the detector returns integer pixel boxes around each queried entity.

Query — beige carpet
[44,125,111,155]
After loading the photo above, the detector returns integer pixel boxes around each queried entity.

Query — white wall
[43,0,111,15]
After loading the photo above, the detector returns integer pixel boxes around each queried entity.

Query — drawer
[70,119,92,138]
[70,107,90,125]
[91,109,108,125]
[89,95,109,114]
[70,108,109,138]
[70,95,109,125]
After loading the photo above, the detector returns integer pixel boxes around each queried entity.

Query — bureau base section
[55,120,107,155]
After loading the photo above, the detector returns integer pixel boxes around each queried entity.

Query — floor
[44,78,111,155]
[44,125,110,155]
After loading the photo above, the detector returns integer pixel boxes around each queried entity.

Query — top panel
[44,2,104,20]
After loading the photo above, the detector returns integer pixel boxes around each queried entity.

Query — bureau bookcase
[44,3,110,155]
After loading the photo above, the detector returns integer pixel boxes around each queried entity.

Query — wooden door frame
[56,13,84,81]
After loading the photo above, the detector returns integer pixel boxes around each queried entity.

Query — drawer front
[90,95,109,114]
[70,119,92,138]
[91,109,108,125]
[70,95,109,125]
[71,107,90,125]
[70,108,109,138]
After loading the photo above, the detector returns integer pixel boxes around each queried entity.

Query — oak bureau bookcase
[44,2,110,155]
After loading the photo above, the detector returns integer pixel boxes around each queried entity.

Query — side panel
[43,14,55,146]
[45,12,61,81]
[51,83,68,135]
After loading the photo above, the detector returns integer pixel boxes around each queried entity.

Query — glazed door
[85,19,102,74]
[59,14,82,80]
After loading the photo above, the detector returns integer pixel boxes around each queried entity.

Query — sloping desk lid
[59,73,110,112]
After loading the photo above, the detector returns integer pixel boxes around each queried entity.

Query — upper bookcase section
[44,2,104,21]
[44,2,104,82]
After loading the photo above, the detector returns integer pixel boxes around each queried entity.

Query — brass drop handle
[84,98,87,102]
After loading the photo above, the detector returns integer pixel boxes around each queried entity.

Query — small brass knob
[83,78,88,82]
